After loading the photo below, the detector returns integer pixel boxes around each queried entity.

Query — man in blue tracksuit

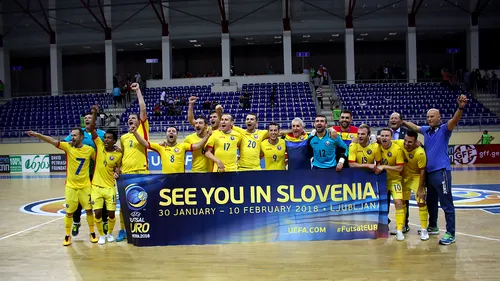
[403,94,468,245]
[308,115,348,170]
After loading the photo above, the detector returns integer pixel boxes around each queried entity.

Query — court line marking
[0,217,63,241]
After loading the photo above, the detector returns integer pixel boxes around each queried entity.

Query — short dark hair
[247,113,258,121]
[195,115,208,125]
[406,130,418,139]
[72,128,84,136]
[341,110,353,117]
[358,124,371,134]
[380,127,393,135]
[105,129,118,141]
[167,126,178,132]
[209,110,217,116]
[315,114,327,121]
[268,122,280,129]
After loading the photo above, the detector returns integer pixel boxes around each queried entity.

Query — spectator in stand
[160,90,166,106]
[113,86,121,107]
[332,106,341,125]
[154,104,162,116]
[134,72,141,83]
[316,87,324,109]
[270,87,276,107]
[202,100,211,110]
[313,75,321,90]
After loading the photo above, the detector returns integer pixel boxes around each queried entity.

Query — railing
[330,78,443,84]
[11,89,108,98]
[1,116,499,144]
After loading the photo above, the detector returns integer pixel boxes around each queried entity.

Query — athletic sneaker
[63,235,72,246]
[98,236,106,245]
[439,232,456,245]
[396,230,405,241]
[90,232,99,243]
[116,230,127,242]
[72,223,80,237]
[420,229,429,241]
[403,225,410,233]
[418,226,440,235]
[103,222,108,235]
[106,234,115,243]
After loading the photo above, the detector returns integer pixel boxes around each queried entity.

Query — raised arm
[447,94,468,131]
[131,83,147,121]
[89,105,99,139]
[130,126,149,148]
[402,120,421,134]
[27,131,58,146]
[187,96,197,127]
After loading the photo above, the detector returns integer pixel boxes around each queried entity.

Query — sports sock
[95,217,104,236]
[403,204,407,223]
[108,217,116,235]
[396,208,405,231]
[120,210,125,230]
[65,216,72,236]
[86,213,95,233]
[419,205,429,229]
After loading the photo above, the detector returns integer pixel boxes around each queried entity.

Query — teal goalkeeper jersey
[308,133,348,168]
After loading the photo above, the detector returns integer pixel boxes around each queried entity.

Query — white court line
[0,217,63,241]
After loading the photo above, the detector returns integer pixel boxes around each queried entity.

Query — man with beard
[348,124,381,169]
[62,112,107,237]
[308,115,348,171]
[232,113,268,171]
[184,116,212,172]
[333,110,358,168]
[204,114,242,172]
[131,126,210,174]
[401,95,468,245]
[376,128,405,241]
[188,96,222,131]
[260,122,287,170]
[117,82,148,242]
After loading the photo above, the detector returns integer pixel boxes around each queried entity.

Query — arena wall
[1,131,498,155]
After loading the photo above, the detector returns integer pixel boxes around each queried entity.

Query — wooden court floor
[1,165,500,281]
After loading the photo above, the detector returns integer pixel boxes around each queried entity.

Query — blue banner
[117,169,388,247]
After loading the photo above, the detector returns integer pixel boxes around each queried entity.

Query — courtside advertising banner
[449,144,500,165]
[0,155,10,173]
[9,155,50,173]
[49,154,67,172]
[117,169,388,247]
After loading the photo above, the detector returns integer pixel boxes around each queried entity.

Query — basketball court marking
[392,221,500,242]
[0,217,63,242]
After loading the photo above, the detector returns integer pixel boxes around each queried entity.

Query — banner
[49,154,67,172]
[117,169,388,247]
[449,144,500,165]
[9,155,50,173]
[0,155,10,173]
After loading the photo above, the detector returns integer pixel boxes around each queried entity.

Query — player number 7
[75,158,86,175]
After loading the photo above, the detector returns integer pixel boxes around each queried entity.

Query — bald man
[403,94,468,245]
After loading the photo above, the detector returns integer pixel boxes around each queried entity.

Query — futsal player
[260,122,287,170]
[89,106,122,244]
[402,94,468,245]
[348,124,381,169]
[392,131,429,241]
[27,129,98,246]
[117,82,148,242]
[184,116,212,172]
[232,113,268,171]
[131,126,210,174]
[187,96,222,130]
[376,128,405,241]
[204,114,242,172]
[308,115,348,170]
[62,112,107,237]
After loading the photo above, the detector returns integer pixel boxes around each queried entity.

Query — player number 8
[170,155,175,163]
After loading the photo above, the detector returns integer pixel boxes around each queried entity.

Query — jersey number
[224,143,231,151]
[272,154,277,162]
[393,184,403,192]
[170,155,175,163]
[361,157,368,164]
[75,158,86,175]
[247,140,256,148]
[129,140,133,147]
[318,149,326,157]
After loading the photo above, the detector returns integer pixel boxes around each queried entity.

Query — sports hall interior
[1,0,500,280]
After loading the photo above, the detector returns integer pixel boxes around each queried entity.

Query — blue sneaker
[116,230,127,242]
[439,232,456,245]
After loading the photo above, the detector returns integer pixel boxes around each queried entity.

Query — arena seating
[122,82,316,134]
[336,83,500,127]
[0,93,113,139]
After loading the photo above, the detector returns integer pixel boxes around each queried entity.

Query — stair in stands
[474,92,500,117]
[319,85,334,122]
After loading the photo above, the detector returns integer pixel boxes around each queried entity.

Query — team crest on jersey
[230,136,235,140]
[387,152,392,157]
[350,134,354,139]
[174,148,180,153]
[254,134,259,139]
[277,145,282,150]
[300,136,305,140]
[409,154,414,159]
[110,156,115,160]
[367,150,372,155]
[325,141,331,146]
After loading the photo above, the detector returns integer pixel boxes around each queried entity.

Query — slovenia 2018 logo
[125,184,148,211]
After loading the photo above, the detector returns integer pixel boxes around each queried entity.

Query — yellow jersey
[348,142,381,164]
[261,138,287,170]
[149,142,191,174]
[92,137,122,189]
[206,129,242,172]
[57,141,95,189]
[380,143,405,182]
[393,140,426,179]
[120,119,149,174]
[232,126,268,170]
[184,132,211,173]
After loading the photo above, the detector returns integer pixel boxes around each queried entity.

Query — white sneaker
[420,229,429,241]
[396,230,405,241]
[98,236,106,245]
[106,234,115,243]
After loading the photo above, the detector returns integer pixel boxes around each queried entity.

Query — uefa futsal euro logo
[125,184,148,211]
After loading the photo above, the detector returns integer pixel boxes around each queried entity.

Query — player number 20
[247,140,256,148]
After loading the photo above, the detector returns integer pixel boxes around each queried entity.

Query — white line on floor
[0,217,63,241]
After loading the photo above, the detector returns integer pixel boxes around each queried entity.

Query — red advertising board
[450,144,500,165]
